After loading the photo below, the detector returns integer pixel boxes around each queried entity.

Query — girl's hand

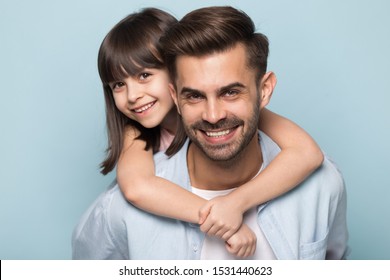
[199,195,244,240]
[225,223,257,258]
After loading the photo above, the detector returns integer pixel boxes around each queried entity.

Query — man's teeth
[205,130,230,137]
[134,102,154,113]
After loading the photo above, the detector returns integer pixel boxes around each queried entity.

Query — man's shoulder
[153,140,190,188]
[72,182,129,234]
[259,130,345,200]
[284,154,345,203]
[258,131,281,165]
[72,180,163,235]
[279,154,345,204]
[71,181,131,259]
[311,155,346,198]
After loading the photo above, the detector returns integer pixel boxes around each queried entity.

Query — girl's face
[110,68,175,128]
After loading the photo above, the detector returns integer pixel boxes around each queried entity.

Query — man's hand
[199,195,244,240]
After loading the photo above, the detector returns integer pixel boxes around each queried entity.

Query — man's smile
[199,126,240,144]
[205,129,231,138]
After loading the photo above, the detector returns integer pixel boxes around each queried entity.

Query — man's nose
[202,99,227,124]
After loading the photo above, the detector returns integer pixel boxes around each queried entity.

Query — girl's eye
[139,72,151,80]
[111,82,125,91]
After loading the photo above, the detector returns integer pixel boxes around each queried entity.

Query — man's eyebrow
[180,82,246,96]
[180,87,204,96]
[219,82,246,94]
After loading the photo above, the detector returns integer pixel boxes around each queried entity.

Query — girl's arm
[117,126,257,257]
[199,108,324,239]
[117,126,204,223]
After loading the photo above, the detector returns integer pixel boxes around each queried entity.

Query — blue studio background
[0,0,389,259]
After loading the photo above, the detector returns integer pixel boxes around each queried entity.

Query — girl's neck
[160,107,178,135]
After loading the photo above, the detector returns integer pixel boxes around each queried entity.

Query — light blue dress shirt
[72,131,348,259]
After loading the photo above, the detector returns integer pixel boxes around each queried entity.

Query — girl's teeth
[205,130,230,137]
[134,102,154,113]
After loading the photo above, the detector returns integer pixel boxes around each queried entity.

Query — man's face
[171,44,262,162]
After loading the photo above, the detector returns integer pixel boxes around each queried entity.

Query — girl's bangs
[99,36,164,85]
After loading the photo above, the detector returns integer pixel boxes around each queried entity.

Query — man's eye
[223,89,239,97]
[187,93,203,100]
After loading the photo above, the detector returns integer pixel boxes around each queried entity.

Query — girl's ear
[169,83,181,115]
[259,71,277,109]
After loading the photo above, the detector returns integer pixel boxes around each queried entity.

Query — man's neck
[187,135,263,190]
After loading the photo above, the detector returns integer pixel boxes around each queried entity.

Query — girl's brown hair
[98,8,177,174]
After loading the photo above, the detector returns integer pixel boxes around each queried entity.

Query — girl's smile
[132,101,157,114]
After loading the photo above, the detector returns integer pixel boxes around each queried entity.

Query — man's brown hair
[162,6,269,156]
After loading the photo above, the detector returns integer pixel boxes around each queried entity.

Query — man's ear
[169,83,181,115]
[259,71,277,109]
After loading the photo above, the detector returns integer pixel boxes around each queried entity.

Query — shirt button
[193,244,198,252]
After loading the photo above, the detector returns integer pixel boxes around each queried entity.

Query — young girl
[98,8,323,258]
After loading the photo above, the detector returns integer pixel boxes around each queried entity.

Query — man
[72,6,348,259]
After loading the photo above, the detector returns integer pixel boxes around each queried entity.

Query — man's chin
[197,143,239,162]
